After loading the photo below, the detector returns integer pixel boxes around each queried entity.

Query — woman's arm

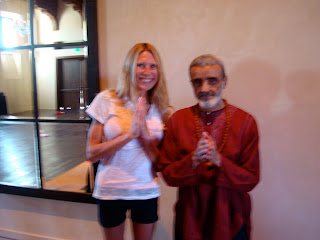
[140,135,161,165]
[135,97,161,164]
[86,119,136,163]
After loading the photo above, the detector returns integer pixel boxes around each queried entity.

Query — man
[158,54,260,240]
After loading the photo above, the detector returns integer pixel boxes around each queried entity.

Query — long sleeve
[158,106,260,191]
[216,114,260,192]
[158,117,201,186]
[158,107,221,187]
[158,105,260,240]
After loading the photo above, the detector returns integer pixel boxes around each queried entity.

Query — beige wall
[1,1,319,240]
[97,0,320,239]
[0,51,33,114]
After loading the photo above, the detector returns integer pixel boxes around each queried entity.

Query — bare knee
[132,222,155,240]
[102,222,125,240]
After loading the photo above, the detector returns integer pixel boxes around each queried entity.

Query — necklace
[194,99,231,153]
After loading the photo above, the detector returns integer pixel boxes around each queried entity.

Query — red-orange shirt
[158,104,260,240]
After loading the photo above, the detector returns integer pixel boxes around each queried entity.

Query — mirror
[0,0,96,194]
[0,121,40,188]
[34,0,86,44]
[35,47,89,120]
[0,0,30,48]
[39,122,89,192]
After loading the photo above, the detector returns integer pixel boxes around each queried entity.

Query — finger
[200,132,208,141]
[136,97,143,112]
[207,140,216,150]
[137,96,144,105]
[199,138,211,146]
[197,154,207,161]
[197,148,208,157]
[198,136,210,145]
[198,143,210,152]
[140,97,146,110]
[137,97,146,113]
[140,107,147,121]
[132,110,139,124]
[206,134,216,145]
[194,150,204,160]
[202,131,211,140]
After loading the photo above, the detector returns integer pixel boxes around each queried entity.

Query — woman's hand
[86,97,152,163]
[134,97,150,140]
[128,109,141,140]
[132,97,160,164]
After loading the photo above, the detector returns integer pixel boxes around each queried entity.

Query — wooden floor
[0,109,91,192]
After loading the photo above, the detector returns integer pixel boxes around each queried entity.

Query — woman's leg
[132,222,155,240]
[130,198,158,240]
[98,200,127,240]
[102,222,125,240]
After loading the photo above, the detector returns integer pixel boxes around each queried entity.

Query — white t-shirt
[86,89,163,200]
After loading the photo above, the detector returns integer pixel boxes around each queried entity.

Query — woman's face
[135,51,159,94]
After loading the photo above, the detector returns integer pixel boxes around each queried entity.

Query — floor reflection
[0,115,91,193]
[0,122,38,187]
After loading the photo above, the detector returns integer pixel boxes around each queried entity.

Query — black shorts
[97,198,158,228]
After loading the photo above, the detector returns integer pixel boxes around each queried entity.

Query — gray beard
[198,94,222,110]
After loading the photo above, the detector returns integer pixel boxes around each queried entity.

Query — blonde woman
[86,43,171,240]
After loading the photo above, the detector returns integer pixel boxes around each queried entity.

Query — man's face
[190,64,226,111]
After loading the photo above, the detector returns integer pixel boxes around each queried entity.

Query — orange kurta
[158,104,260,240]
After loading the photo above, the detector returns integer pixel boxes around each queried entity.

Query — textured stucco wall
[97,0,320,239]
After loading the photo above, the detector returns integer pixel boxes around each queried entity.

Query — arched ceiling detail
[34,0,83,30]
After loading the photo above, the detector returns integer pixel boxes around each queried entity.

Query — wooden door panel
[57,57,85,110]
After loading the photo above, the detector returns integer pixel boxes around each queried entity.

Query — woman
[86,43,171,240]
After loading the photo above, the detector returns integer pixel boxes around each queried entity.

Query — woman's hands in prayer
[192,132,221,169]
[128,97,151,141]
[128,97,160,164]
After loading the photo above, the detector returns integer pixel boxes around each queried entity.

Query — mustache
[197,91,216,98]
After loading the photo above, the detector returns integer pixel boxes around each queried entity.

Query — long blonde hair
[116,43,171,124]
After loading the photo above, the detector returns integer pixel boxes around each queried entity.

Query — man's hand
[192,132,221,168]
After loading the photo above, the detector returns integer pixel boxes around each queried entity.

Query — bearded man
[158,54,260,240]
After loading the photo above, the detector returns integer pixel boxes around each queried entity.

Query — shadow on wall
[228,58,320,240]
[285,70,320,106]
[227,58,282,239]
[227,57,281,116]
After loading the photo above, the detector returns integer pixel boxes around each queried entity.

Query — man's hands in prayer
[192,132,222,168]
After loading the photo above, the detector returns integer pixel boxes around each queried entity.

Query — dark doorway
[57,57,87,110]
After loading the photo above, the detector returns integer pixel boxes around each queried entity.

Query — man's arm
[215,115,260,192]
[158,117,220,187]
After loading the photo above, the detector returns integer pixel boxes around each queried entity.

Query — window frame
[0,0,99,204]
